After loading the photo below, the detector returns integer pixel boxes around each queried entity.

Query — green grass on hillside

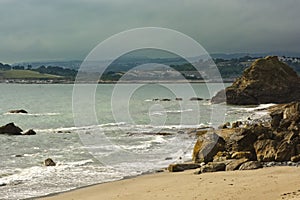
[0,70,62,79]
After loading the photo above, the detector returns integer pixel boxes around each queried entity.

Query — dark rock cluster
[0,122,36,135]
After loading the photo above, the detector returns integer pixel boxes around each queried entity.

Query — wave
[35,122,127,133]
[149,109,193,116]
[3,112,61,116]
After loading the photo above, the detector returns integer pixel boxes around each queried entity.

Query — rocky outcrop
[212,56,300,105]
[0,123,23,135]
[185,102,300,174]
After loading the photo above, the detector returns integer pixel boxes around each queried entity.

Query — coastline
[38,166,300,200]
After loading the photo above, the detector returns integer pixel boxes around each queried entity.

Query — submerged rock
[212,56,300,105]
[44,158,56,166]
[8,109,28,114]
[190,97,203,101]
[23,129,37,135]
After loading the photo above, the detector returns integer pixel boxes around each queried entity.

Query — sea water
[0,83,269,200]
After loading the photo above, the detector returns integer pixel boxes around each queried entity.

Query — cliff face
[212,56,300,105]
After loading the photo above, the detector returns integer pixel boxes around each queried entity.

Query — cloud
[0,0,299,63]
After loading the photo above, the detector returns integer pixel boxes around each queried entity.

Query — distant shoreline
[0,79,234,84]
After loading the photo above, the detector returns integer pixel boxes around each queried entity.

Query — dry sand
[40,166,300,200]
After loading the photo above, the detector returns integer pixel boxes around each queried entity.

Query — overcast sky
[0,0,299,63]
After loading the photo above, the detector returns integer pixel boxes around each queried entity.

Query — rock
[213,151,230,162]
[190,97,203,101]
[0,183,7,187]
[199,162,226,173]
[218,122,230,129]
[44,158,56,166]
[175,98,183,101]
[23,129,37,135]
[254,139,277,162]
[155,132,172,136]
[226,158,248,171]
[270,110,283,129]
[239,161,262,170]
[161,98,171,101]
[231,151,252,159]
[193,132,225,163]
[212,56,300,105]
[291,155,300,162]
[211,89,226,104]
[232,121,243,128]
[168,163,200,172]
[8,109,28,114]
[226,128,258,153]
[275,141,296,162]
[0,123,23,135]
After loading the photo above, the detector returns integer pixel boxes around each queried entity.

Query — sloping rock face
[212,56,300,105]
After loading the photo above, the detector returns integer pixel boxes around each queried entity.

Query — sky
[0,0,300,63]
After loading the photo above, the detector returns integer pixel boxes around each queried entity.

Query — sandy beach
[40,166,300,200]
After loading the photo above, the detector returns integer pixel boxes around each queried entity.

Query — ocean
[0,83,269,200]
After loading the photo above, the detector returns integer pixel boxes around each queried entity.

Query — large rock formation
[180,102,300,174]
[212,56,300,105]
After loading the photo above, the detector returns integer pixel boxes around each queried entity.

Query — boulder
[218,122,230,129]
[23,129,36,135]
[193,132,225,163]
[213,151,230,162]
[198,162,226,173]
[168,163,200,172]
[226,158,248,171]
[239,161,262,170]
[254,139,277,162]
[270,110,283,129]
[291,155,300,162]
[275,141,296,162]
[212,56,300,105]
[175,98,183,101]
[226,128,257,153]
[232,121,243,128]
[44,158,56,166]
[8,109,28,114]
[0,123,23,135]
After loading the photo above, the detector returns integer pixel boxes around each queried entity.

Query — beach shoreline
[38,166,300,200]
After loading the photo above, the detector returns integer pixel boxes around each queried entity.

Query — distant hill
[0,70,61,80]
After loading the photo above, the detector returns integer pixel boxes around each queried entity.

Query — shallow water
[0,83,267,199]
